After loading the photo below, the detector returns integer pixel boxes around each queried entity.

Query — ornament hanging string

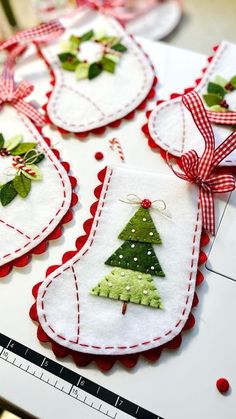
[167,90,236,235]
[119,194,173,221]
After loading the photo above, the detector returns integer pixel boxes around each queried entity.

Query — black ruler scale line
[0,333,164,419]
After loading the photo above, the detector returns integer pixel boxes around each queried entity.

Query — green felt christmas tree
[91,200,165,314]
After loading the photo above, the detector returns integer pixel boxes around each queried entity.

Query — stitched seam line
[0,219,31,240]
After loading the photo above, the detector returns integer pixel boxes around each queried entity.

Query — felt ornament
[0,8,156,137]
[143,41,236,166]
[0,45,77,278]
[30,92,236,370]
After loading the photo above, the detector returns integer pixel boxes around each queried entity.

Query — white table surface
[0,38,235,419]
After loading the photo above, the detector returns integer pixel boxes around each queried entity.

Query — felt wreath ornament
[0,133,44,206]
[203,74,236,113]
[58,29,127,80]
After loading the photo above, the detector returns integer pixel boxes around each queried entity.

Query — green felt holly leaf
[209,105,226,112]
[88,63,103,80]
[119,207,162,245]
[230,75,236,89]
[0,180,17,206]
[101,56,116,74]
[104,53,119,63]
[5,134,22,151]
[94,30,106,41]
[23,164,42,181]
[100,36,120,46]
[80,30,94,43]
[214,75,228,87]
[11,142,37,156]
[207,82,225,98]
[75,62,89,80]
[91,267,163,309]
[60,40,77,55]
[26,150,45,164]
[105,240,165,277]
[0,133,5,149]
[58,52,79,71]
[203,93,222,107]
[69,34,80,47]
[111,43,127,53]
[13,173,31,198]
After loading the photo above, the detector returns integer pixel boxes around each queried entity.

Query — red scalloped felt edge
[30,166,210,371]
[141,44,220,164]
[0,127,78,278]
[34,35,158,138]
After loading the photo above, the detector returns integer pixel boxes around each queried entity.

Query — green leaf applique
[0,133,5,149]
[111,43,127,52]
[22,165,42,181]
[11,142,37,156]
[75,62,89,80]
[207,82,225,98]
[101,56,116,74]
[203,93,222,107]
[80,30,94,43]
[0,181,17,206]
[13,173,31,198]
[88,63,103,80]
[5,134,22,151]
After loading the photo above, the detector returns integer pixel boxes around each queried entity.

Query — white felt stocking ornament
[30,91,236,370]
[0,8,156,137]
[0,46,77,278]
[144,41,236,166]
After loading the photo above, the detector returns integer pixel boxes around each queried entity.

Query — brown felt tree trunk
[122,302,128,315]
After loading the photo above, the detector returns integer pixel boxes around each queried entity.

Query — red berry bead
[216,378,230,393]
[141,199,152,209]
[95,152,104,161]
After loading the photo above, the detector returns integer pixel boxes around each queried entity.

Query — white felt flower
[77,41,104,64]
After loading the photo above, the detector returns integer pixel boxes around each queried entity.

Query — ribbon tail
[200,188,215,235]
[212,130,236,169]
[13,100,45,127]
[207,110,236,125]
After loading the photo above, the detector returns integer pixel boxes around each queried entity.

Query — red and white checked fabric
[0,19,64,51]
[207,110,236,126]
[0,45,45,126]
[169,90,236,235]
[77,0,157,22]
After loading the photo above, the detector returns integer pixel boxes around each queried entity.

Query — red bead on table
[95,152,104,161]
[216,378,230,394]
[141,199,152,209]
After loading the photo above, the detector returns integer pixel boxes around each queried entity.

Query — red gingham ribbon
[207,110,236,125]
[77,0,157,22]
[169,91,236,235]
[0,19,64,51]
[0,45,45,126]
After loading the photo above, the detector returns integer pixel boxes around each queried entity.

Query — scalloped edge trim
[30,166,210,371]
[35,34,158,138]
[141,44,220,164]
[0,126,78,278]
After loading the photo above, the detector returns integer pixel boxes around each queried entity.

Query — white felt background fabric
[0,105,72,266]
[42,8,155,132]
[148,41,236,166]
[37,166,202,355]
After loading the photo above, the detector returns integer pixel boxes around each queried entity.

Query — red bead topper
[216,378,230,394]
[141,199,152,209]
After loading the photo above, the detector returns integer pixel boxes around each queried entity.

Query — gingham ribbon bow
[207,110,236,126]
[169,91,236,235]
[77,0,157,22]
[0,45,45,126]
[0,20,65,126]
